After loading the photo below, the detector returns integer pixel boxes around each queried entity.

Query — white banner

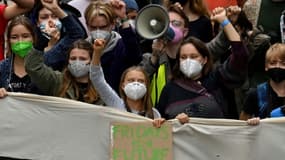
[0,93,284,160]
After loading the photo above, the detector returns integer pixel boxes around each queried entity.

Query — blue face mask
[39,20,62,38]
[39,20,62,31]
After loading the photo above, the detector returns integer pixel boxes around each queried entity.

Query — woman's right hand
[0,88,8,98]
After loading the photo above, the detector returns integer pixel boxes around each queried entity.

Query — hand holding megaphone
[152,39,166,55]
[150,39,166,65]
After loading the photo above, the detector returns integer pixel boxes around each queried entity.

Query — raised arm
[11,0,34,8]
[40,0,66,19]
[206,6,242,62]
[110,0,142,65]
[25,24,63,97]
[3,0,35,19]
[210,7,240,42]
[211,7,248,89]
[90,39,126,111]
[43,1,86,70]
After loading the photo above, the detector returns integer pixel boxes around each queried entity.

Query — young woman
[0,0,34,60]
[89,38,187,126]
[24,39,103,105]
[84,0,142,93]
[240,43,285,121]
[0,15,39,95]
[156,7,248,120]
[90,39,160,119]
[29,0,85,71]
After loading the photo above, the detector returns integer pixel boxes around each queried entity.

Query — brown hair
[84,1,116,27]
[6,15,37,56]
[168,4,190,28]
[119,66,154,119]
[172,36,213,79]
[58,39,99,103]
[265,43,285,64]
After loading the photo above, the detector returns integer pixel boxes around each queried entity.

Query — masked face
[180,58,203,79]
[169,24,184,44]
[11,41,33,58]
[123,82,147,101]
[39,20,62,38]
[90,29,111,42]
[68,60,90,78]
[266,68,285,83]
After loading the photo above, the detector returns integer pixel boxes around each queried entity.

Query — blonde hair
[265,43,285,64]
[84,1,116,26]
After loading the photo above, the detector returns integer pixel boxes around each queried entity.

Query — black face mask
[170,0,188,6]
[266,68,285,83]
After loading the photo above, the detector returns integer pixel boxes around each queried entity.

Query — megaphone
[135,4,175,41]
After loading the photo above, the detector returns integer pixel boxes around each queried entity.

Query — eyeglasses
[170,20,184,27]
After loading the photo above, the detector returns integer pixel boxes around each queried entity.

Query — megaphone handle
[152,39,166,52]
[151,39,166,62]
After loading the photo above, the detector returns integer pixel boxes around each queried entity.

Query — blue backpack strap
[257,82,269,118]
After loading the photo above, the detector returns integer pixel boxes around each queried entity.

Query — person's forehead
[69,48,90,57]
[125,70,145,78]
[39,8,53,15]
[169,12,184,22]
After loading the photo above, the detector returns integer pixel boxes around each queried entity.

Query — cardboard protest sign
[110,122,172,160]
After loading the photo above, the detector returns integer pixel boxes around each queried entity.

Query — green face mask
[11,41,33,58]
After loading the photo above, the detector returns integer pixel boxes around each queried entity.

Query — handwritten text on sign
[111,122,172,160]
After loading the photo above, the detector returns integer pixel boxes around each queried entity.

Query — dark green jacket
[25,48,104,105]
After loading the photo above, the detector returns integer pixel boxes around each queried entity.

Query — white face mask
[123,82,147,100]
[68,60,90,78]
[180,58,203,79]
[90,29,111,41]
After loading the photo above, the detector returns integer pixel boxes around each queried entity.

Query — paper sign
[110,122,172,160]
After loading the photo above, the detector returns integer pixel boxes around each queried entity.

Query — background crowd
[0,0,285,126]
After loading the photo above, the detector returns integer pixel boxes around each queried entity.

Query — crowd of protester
[0,0,285,127]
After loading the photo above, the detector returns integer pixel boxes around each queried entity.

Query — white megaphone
[135,4,175,41]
